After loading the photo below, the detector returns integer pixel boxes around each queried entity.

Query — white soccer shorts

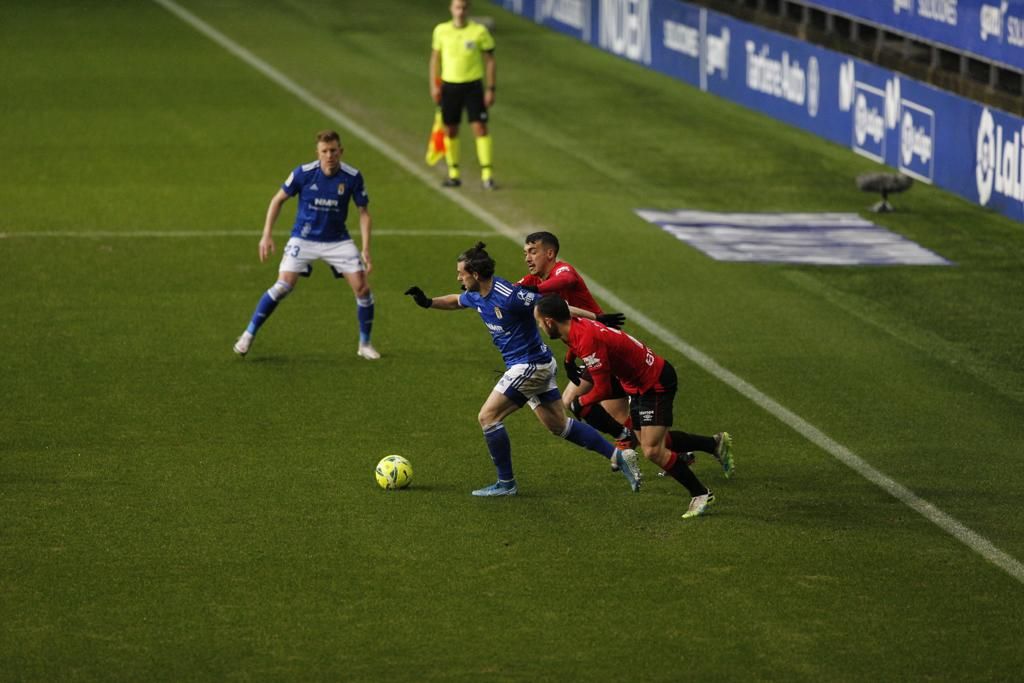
[279,237,365,275]
[494,358,561,409]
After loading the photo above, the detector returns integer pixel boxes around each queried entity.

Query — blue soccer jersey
[459,276,553,367]
[281,161,369,242]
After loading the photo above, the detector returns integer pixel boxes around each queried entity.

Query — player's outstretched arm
[567,304,595,320]
[595,312,626,329]
[404,287,462,310]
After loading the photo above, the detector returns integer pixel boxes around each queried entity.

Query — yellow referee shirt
[431,20,495,84]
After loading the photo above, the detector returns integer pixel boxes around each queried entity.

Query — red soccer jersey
[518,261,603,315]
[567,318,666,408]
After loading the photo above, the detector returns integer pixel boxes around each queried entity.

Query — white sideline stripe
[154,0,1024,585]
[0,229,489,239]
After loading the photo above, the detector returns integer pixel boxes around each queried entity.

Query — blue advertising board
[803,0,1024,72]
[491,0,1024,222]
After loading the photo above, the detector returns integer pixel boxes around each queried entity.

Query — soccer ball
[375,455,413,490]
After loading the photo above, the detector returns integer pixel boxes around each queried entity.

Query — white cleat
[615,449,643,492]
[356,343,381,360]
[681,491,716,519]
[233,333,252,357]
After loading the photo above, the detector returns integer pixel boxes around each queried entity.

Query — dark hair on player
[458,241,496,279]
[536,294,571,322]
[524,231,560,255]
[316,129,342,146]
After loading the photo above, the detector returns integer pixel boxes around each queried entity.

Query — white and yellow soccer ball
[375,455,413,490]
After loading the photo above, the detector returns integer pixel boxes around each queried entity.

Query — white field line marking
[0,229,490,239]
[154,0,1024,585]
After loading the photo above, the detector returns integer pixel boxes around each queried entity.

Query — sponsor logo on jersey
[314,198,340,208]
[486,322,504,333]
[516,289,537,305]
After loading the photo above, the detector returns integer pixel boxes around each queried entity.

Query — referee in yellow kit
[430,0,497,190]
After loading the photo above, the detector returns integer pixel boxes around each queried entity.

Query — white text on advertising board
[918,0,958,26]
[745,41,817,115]
[663,19,698,57]
[538,0,587,30]
[599,0,652,64]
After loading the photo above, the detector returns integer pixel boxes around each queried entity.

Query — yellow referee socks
[444,136,460,180]
[475,135,493,182]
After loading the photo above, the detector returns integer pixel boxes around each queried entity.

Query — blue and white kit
[459,277,559,407]
[282,160,368,242]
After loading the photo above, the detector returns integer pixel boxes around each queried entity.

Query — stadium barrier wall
[491,0,1024,223]
[802,0,1024,72]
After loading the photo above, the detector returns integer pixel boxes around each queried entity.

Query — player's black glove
[596,312,626,329]
[519,284,539,293]
[569,396,591,418]
[404,286,432,309]
[563,357,582,386]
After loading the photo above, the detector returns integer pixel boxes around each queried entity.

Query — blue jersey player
[404,242,642,496]
[233,130,379,360]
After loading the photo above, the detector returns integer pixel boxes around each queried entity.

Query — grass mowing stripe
[0,229,492,239]
[584,280,1024,585]
[154,0,1024,586]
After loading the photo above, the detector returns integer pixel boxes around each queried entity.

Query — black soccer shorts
[440,79,488,126]
[629,363,678,428]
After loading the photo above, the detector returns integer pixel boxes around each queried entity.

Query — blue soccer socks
[245,280,292,335]
[561,418,616,459]
[482,422,514,482]
[356,292,374,344]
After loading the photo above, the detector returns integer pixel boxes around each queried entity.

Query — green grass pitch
[2,1,1024,680]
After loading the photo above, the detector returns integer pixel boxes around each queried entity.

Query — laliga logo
[854,93,884,146]
[901,110,933,167]
[976,108,997,205]
[975,107,1024,206]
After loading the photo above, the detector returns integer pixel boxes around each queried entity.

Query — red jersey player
[517,232,635,454]
[534,295,734,519]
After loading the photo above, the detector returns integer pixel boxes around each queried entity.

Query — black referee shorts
[440,80,488,126]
